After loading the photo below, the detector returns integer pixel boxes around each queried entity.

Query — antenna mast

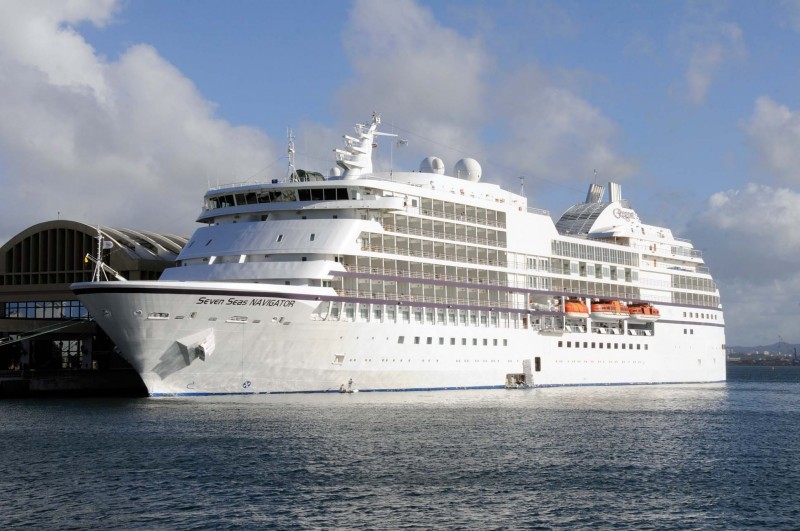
[93,227,108,282]
[85,227,126,282]
[287,127,297,181]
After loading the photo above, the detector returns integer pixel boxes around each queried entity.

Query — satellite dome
[454,158,482,182]
[419,156,445,175]
[329,167,343,177]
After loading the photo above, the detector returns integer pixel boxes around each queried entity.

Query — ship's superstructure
[72,114,726,396]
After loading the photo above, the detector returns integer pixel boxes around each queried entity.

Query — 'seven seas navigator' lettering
[196,296,295,307]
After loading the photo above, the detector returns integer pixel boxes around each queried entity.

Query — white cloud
[0,0,278,242]
[337,0,490,170]
[493,65,637,186]
[743,97,800,185]
[677,18,745,104]
[338,0,634,191]
[689,183,800,344]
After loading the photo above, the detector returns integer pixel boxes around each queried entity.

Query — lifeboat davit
[628,302,660,322]
[564,299,589,318]
[590,300,629,321]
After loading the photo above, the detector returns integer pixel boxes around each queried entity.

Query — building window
[2,300,89,320]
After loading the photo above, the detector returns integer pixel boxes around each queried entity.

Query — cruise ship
[72,114,726,396]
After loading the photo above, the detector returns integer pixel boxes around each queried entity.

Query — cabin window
[310,234,315,241]
[276,234,283,242]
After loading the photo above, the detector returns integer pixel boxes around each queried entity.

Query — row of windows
[558,340,649,351]
[672,291,720,307]
[2,300,89,320]
[417,197,506,228]
[206,187,350,209]
[672,273,718,293]
[524,257,551,271]
[552,240,639,267]
[399,336,509,347]
[670,245,702,259]
[381,213,507,248]
[363,232,508,267]
[553,258,639,282]
[684,311,718,320]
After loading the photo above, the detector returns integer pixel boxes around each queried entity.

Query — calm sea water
[2,366,800,530]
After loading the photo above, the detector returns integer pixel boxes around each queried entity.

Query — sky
[1,0,800,346]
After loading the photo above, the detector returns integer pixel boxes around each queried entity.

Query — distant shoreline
[727,360,800,367]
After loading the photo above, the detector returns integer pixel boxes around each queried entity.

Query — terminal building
[0,220,187,395]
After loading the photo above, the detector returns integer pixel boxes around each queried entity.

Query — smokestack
[608,182,622,203]
[585,183,605,203]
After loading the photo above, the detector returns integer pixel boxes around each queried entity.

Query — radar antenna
[518,176,526,197]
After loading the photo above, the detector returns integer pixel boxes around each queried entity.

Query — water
[2,366,800,530]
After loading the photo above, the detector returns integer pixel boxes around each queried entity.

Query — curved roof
[1,220,187,260]
[1,220,188,286]
[555,203,609,236]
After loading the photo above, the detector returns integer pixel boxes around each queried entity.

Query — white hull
[74,281,727,396]
[590,312,629,321]
[70,116,728,397]
[629,315,660,323]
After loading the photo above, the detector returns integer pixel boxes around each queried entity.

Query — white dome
[419,156,445,175]
[454,158,482,182]
[329,167,343,177]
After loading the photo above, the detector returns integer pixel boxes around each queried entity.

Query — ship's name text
[196,296,295,307]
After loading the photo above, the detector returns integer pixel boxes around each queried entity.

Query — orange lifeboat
[564,299,589,318]
[590,300,629,321]
[628,303,660,322]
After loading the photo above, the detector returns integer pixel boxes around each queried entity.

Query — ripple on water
[1,371,800,529]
